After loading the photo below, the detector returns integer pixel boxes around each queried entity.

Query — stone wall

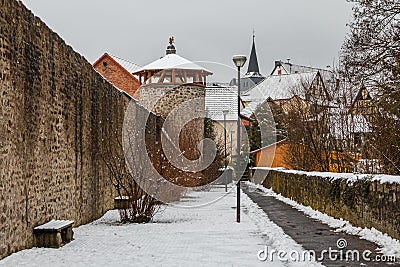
[140,84,205,161]
[256,169,400,240]
[0,0,134,259]
[139,84,205,119]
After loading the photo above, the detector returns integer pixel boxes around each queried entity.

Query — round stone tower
[134,37,213,161]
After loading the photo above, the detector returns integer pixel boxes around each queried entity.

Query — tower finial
[253,29,256,40]
[166,36,176,55]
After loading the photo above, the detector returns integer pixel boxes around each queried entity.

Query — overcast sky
[21,0,353,81]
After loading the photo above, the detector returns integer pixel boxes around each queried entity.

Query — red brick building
[93,53,141,99]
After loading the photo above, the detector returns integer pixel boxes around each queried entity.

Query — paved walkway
[243,186,400,267]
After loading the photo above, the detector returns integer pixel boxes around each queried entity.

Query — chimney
[275,61,283,75]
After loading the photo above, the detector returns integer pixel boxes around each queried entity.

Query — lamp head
[232,55,247,68]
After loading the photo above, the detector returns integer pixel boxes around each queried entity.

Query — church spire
[246,31,261,76]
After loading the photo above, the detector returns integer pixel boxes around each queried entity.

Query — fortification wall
[0,0,131,258]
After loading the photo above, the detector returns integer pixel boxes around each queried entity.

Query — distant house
[241,71,328,106]
[93,53,141,99]
[349,85,376,121]
[327,86,374,159]
[240,70,329,139]
[205,83,241,157]
[327,85,375,155]
[240,59,334,170]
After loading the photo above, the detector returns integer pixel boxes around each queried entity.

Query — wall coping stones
[253,167,400,185]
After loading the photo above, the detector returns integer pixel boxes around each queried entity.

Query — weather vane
[169,36,175,45]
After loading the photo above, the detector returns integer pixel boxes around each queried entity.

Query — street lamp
[222,109,229,192]
[232,55,247,223]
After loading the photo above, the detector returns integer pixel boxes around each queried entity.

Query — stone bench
[33,220,74,248]
[114,196,133,210]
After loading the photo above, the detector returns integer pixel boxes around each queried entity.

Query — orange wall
[255,143,362,172]
[254,143,291,169]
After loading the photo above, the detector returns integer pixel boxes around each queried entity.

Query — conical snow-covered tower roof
[133,37,212,86]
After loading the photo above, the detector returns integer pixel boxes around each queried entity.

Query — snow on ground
[248,182,400,260]
[0,186,322,267]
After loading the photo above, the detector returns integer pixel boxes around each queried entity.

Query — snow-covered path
[0,186,321,267]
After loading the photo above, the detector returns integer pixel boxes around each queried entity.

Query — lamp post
[222,109,229,192]
[232,55,247,223]
[230,131,234,157]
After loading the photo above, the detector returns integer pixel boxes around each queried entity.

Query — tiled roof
[241,72,318,102]
[109,54,141,74]
[205,84,238,121]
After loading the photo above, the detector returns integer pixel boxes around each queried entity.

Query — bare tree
[279,75,336,171]
[342,0,400,174]
[101,129,162,223]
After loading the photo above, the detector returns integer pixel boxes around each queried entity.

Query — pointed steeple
[238,32,265,91]
[246,33,261,76]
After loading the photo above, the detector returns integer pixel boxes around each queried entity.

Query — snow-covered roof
[272,61,337,92]
[240,101,262,119]
[276,61,326,75]
[133,54,212,74]
[205,84,238,121]
[109,54,142,74]
[241,72,318,102]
